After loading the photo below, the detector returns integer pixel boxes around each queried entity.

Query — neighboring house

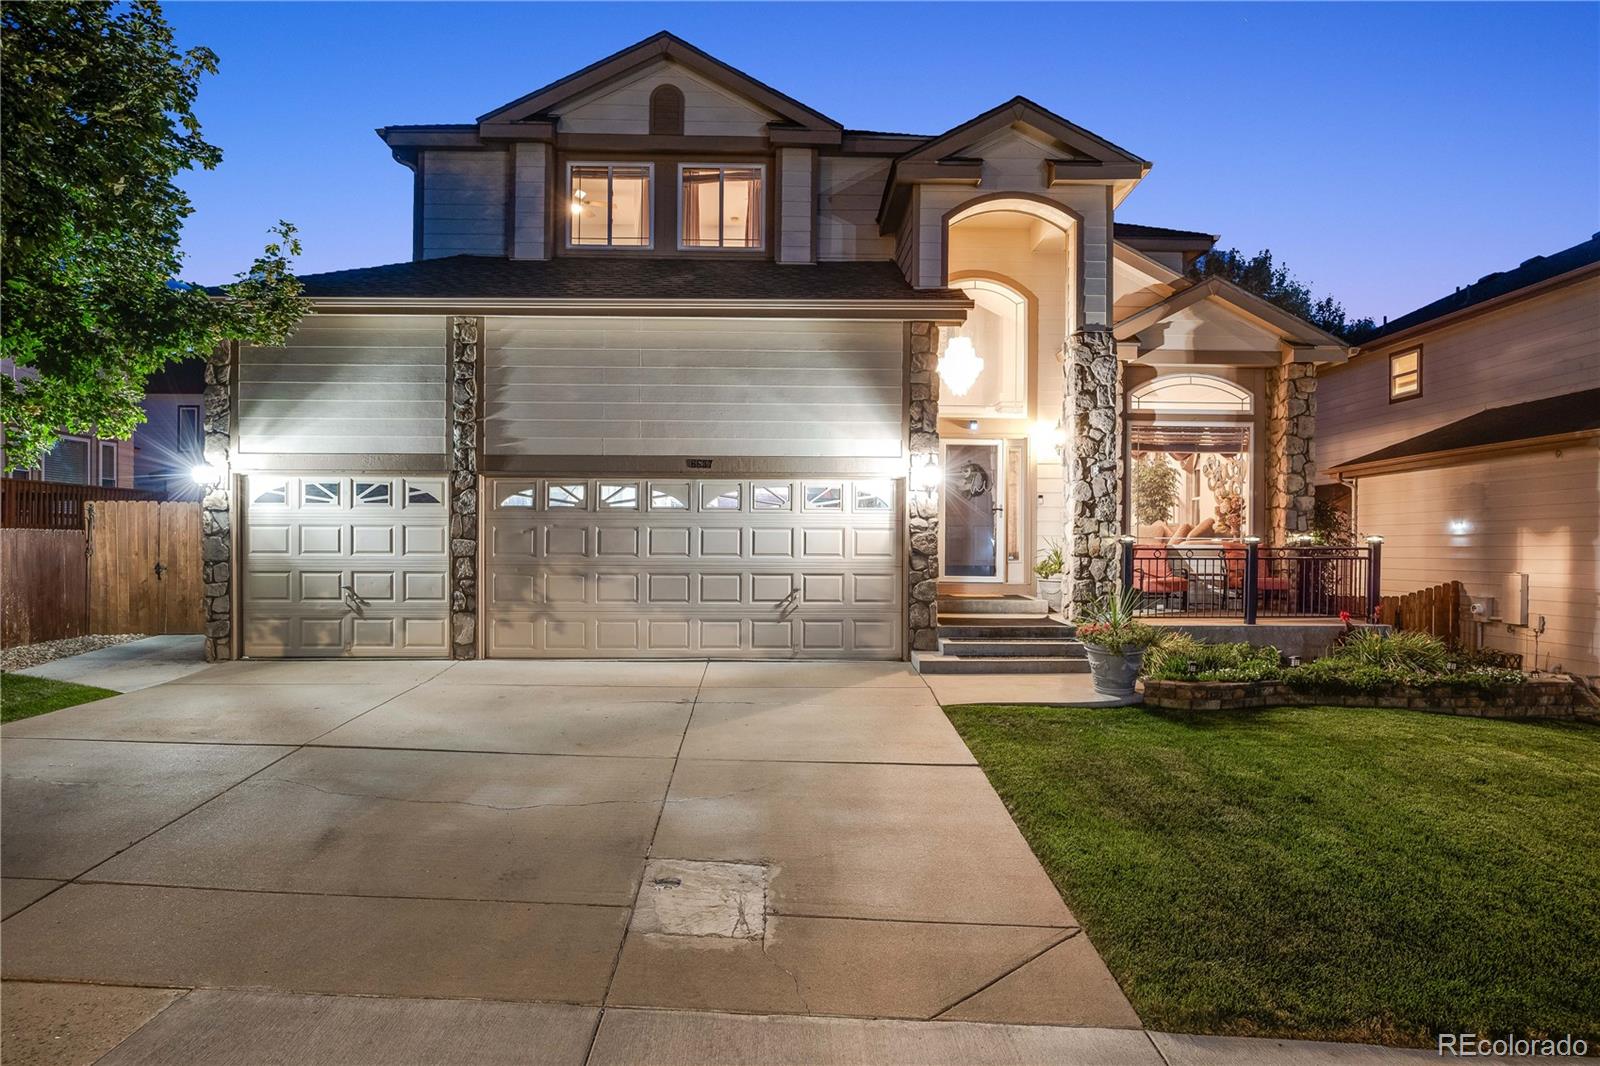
[1320,235,1600,677]
[198,31,1350,663]
[2,358,204,500]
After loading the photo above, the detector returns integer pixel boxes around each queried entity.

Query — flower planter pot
[1035,577,1062,613]
[1083,645,1145,697]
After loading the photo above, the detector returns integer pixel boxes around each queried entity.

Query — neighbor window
[99,441,118,487]
[40,437,90,484]
[568,163,652,248]
[679,165,763,249]
[1389,348,1422,401]
[177,404,201,460]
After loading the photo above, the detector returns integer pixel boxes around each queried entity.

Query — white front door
[241,474,450,657]
[482,477,903,659]
[940,440,1006,581]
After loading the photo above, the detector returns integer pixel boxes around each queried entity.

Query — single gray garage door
[241,474,450,657]
[483,477,904,659]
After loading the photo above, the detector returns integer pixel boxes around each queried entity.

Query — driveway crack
[266,777,658,812]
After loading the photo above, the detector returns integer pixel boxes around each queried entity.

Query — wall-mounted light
[937,336,983,397]
[190,463,225,488]
[910,453,942,493]
[1448,519,1472,536]
[1030,418,1066,459]
[966,419,979,432]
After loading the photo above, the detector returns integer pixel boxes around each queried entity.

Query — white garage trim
[484,476,904,659]
[242,474,450,658]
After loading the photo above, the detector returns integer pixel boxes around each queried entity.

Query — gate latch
[153,561,168,580]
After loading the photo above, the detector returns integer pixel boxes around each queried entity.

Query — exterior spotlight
[910,454,942,493]
[190,463,225,488]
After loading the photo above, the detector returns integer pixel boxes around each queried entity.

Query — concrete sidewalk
[13,635,209,693]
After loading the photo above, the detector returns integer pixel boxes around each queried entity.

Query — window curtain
[741,173,759,247]
[681,170,715,246]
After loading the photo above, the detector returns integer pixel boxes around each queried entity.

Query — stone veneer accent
[201,344,234,661]
[1064,327,1122,617]
[907,322,941,652]
[449,316,483,659]
[1265,362,1318,543]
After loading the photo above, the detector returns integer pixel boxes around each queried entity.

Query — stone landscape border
[1141,678,1588,719]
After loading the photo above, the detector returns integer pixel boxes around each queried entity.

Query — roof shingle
[1331,388,1600,471]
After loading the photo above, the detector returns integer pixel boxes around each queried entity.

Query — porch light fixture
[1031,419,1067,458]
[1448,519,1471,535]
[937,336,984,397]
[190,463,225,488]
[910,453,942,493]
[1365,535,1385,545]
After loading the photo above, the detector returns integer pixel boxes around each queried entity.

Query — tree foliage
[1189,247,1378,344]
[1132,452,1180,527]
[1,0,306,468]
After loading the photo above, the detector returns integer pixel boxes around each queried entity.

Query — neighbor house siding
[512,142,549,260]
[1352,443,1600,677]
[1318,277,1600,476]
[817,156,895,261]
[420,150,507,259]
[557,64,776,136]
[485,317,905,457]
[238,315,448,455]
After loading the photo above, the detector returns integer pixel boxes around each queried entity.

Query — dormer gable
[476,31,841,141]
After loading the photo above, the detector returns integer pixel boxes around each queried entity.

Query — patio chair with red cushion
[1134,545,1188,609]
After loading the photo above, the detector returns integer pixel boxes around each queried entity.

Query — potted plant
[1075,588,1162,697]
[1034,539,1064,612]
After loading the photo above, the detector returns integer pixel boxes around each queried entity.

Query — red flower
[1339,610,1352,623]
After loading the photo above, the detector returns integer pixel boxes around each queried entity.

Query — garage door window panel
[701,483,742,510]
[650,482,690,510]
[354,481,393,506]
[599,482,639,510]
[303,481,341,506]
[547,483,587,509]
[753,483,792,510]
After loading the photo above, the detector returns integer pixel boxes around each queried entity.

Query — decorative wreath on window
[954,461,993,500]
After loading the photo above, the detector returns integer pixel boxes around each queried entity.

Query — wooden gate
[85,501,203,635]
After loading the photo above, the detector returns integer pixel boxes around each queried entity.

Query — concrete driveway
[2,658,1137,1063]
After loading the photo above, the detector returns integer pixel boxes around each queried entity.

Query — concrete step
[938,639,1086,658]
[912,651,1093,675]
[937,595,1048,617]
[938,617,1077,640]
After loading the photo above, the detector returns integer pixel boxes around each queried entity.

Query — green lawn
[946,703,1600,1047]
[1,673,117,723]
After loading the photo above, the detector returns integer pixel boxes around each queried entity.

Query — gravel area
[2,634,147,673]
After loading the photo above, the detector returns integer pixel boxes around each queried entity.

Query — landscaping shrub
[1144,635,1282,683]
[1286,658,1525,695]
[1331,629,1449,672]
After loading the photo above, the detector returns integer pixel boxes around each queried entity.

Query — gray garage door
[241,474,450,657]
[483,477,904,659]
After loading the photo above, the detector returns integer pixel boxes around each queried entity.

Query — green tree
[1,0,306,468]
[1132,452,1180,527]
[1189,248,1378,344]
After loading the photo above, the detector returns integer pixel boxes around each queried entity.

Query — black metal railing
[1121,540,1382,623]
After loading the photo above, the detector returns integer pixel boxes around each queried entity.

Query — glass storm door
[941,440,1006,581]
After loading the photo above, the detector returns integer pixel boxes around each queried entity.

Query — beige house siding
[1318,276,1600,477]
[1352,442,1600,677]
[557,63,777,136]
[777,148,814,264]
[817,156,895,261]
[238,315,448,456]
[420,150,507,259]
[484,317,905,458]
[511,143,549,260]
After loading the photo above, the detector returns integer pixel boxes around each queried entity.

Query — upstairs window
[1389,347,1422,401]
[679,165,763,249]
[98,441,118,487]
[569,163,652,248]
[649,85,685,136]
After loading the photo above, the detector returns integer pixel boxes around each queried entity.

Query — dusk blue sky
[167,2,1599,323]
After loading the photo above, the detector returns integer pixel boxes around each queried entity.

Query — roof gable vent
[649,84,685,136]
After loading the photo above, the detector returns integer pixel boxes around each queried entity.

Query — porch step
[938,620,1078,641]
[912,651,1092,675]
[937,595,1049,617]
[938,638,1086,658]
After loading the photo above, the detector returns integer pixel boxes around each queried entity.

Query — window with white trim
[679,165,763,249]
[1389,348,1421,401]
[99,441,118,487]
[568,163,652,248]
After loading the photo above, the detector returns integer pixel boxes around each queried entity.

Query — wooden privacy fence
[1376,580,1477,652]
[1,500,203,647]
[1,477,164,530]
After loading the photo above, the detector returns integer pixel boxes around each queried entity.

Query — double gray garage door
[244,474,904,659]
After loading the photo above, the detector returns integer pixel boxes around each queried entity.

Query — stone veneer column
[449,316,483,658]
[201,344,234,661]
[1265,362,1318,543]
[1064,327,1123,617]
[906,322,941,652]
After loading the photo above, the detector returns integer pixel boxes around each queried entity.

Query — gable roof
[477,31,840,131]
[1114,222,1218,244]
[897,96,1149,170]
[1328,387,1600,475]
[265,256,970,317]
[1113,275,1349,351]
[1358,233,1600,350]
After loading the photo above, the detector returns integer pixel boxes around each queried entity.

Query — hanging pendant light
[937,336,984,397]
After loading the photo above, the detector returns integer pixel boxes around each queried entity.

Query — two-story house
[197,31,1349,663]
[1321,234,1600,677]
